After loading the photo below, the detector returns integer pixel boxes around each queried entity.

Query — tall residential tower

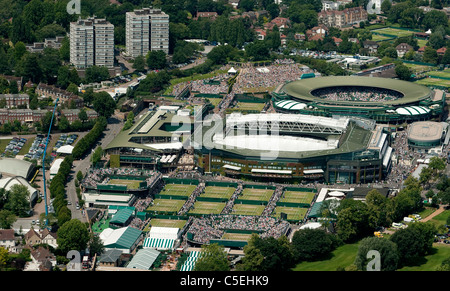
[125,8,169,58]
[70,17,115,69]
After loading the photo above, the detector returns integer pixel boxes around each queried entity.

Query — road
[66,115,124,221]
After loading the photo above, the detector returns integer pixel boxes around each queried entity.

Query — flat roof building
[407,121,447,150]
[126,8,169,58]
[70,16,115,69]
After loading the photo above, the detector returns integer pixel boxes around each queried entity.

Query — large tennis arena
[272,76,445,123]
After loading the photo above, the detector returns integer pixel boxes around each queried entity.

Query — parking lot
[2,136,28,157]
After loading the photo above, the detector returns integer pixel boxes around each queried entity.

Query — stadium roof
[100,227,142,250]
[104,110,192,152]
[110,208,134,225]
[395,106,430,116]
[282,76,432,106]
[273,100,307,110]
[0,158,35,179]
[202,117,372,160]
[407,121,445,142]
[126,248,160,270]
[0,176,38,201]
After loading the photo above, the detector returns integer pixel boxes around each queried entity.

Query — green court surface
[108,179,142,189]
[188,201,226,215]
[202,186,236,200]
[146,199,185,213]
[240,188,273,202]
[159,184,197,197]
[279,191,315,205]
[231,203,266,216]
[144,218,187,231]
[272,206,308,221]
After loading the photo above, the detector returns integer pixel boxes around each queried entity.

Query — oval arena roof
[282,76,432,106]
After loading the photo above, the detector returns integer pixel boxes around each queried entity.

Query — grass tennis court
[202,186,236,200]
[146,198,185,213]
[144,218,187,231]
[221,232,253,241]
[232,203,266,216]
[108,179,142,189]
[415,78,450,88]
[371,27,415,38]
[159,183,197,197]
[239,188,274,202]
[188,201,226,215]
[279,191,315,205]
[272,206,308,221]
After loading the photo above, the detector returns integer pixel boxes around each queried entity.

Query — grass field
[221,232,253,241]
[144,218,187,231]
[232,203,266,216]
[415,77,450,87]
[404,63,435,74]
[0,139,12,153]
[292,242,360,271]
[108,178,142,189]
[202,186,235,200]
[372,28,416,38]
[371,34,394,42]
[239,188,274,202]
[159,184,197,197]
[425,69,450,79]
[188,201,226,215]
[280,191,315,205]
[272,206,308,221]
[146,198,185,213]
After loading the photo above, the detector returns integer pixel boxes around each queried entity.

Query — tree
[132,55,146,72]
[238,234,294,271]
[245,41,270,61]
[88,233,105,257]
[395,64,412,81]
[56,219,90,254]
[146,50,167,70]
[0,210,16,229]
[194,243,229,271]
[84,66,110,83]
[336,199,373,242]
[390,222,436,265]
[381,0,391,14]
[5,184,31,217]
[354,237,399,271]
[423,46,438,64]
[291,228,339,262]
[92,91,116,118]
[58,115,70,132]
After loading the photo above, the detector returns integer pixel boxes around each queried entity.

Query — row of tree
[71,117,107,160]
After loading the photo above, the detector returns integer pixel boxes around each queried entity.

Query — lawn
[232,203,266,216]
[292,242,360,271]
[0,138,12,153]
[415,77,450,87]
[188,201,226,215]
[398,245,450,271]
[272,206,308,221]
[144,218,187,231]
[159,184,197,198]
[371,27,416,38]
[108,178,142,189]
[202,186,236,200]
[239,188,274,202]
[146,198,185,214]
[280,191,315,205]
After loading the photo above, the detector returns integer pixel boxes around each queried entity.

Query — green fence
[163,178,200,185]
[205,181,238,188]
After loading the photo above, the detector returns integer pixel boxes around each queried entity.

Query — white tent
[56,145,74,154]
[328,191,345,197]
[299,222,322,230]
[228,67,237,74]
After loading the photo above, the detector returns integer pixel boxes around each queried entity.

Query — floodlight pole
[42,98,59,227]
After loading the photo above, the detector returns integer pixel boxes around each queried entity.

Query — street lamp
[42,98,59,227]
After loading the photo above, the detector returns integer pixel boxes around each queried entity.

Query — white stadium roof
[274,100,307,110]
[395,106,430,116]
[213,134,339,152]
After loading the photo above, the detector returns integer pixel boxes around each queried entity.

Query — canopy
[395,106,430,116]
[328,191,345,197]
[56,145,74,154]
[299,222,322,229]
[228,67,237,74]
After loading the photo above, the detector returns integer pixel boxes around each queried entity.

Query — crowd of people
[233,63,308,94]
[184,214,291,244]
[313,86,403,102]
[190,74,229,95]
[81,167,160,189]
